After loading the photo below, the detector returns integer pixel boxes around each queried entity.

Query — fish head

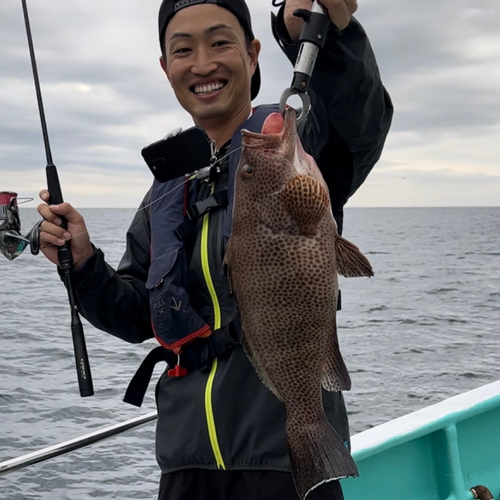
[234,108,330,233]
[237,107,328,196]
[236,108,297,200]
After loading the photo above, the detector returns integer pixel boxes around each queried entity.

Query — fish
[224,108,373,499]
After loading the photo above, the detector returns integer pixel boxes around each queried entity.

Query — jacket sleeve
[68,191,153,343]
[271,9,393,233]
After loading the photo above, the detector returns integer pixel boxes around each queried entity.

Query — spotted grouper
[224,108,373,499]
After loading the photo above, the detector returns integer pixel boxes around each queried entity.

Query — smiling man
[160,3,261,146]
[37,0,393,498]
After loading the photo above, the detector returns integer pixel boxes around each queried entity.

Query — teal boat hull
[342,381,500,500]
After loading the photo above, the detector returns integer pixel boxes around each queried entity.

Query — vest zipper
[200,182,225,470]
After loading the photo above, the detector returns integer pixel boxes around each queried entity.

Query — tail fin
[287,412,359,499]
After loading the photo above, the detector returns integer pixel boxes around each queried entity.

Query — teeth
[194,82,225,94]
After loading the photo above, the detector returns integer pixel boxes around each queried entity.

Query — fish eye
[242,165,254,178]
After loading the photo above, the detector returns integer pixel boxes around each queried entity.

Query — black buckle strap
[186,190,228,220]
[175,190,228,241]
[123,346,173,407]
[124,320,242,405]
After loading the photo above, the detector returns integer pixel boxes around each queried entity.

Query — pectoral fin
[282,175,329,235]
[335,236,374,278]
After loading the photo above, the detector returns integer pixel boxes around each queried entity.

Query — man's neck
[197,102,252,150]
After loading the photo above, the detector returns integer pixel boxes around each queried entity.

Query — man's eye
[213,40,230,47]
[173,47,191,54]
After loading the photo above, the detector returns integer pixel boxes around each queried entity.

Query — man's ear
[159,55,170,81]
[248,39,261,75]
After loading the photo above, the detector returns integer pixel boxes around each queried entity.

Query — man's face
[161,4,260,126]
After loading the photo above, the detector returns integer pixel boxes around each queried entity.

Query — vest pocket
[147,246,211,351]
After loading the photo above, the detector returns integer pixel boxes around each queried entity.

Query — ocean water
[1,206,499,499]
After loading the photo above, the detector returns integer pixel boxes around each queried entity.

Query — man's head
[158,0,260,101]
[158,0,261,135]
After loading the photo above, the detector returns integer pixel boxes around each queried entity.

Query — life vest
[146,105,278,354]
[124,105,279,406]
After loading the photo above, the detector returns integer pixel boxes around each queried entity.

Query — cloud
[356,0,500,142]
[1,0,499,207]
[350,165,500,208]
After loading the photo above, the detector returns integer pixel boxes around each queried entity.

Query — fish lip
[241,108,297,147]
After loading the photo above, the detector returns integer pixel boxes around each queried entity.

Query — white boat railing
[0,411,157,476]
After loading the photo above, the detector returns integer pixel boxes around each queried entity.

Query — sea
[1,206,499,499]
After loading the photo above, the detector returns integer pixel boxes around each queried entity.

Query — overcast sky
[1,0,499,208]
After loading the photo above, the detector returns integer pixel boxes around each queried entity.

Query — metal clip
[278,1,329,126]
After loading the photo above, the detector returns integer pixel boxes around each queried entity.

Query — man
[38,0,393,498]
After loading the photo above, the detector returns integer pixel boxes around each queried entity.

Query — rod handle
[48,163,94,397]
[72,313,94,397]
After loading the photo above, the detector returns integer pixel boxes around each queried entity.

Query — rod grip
[72,315,94,397]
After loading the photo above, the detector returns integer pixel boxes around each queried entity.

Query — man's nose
[191,47,218,75]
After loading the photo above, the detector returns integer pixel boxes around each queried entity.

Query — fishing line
[138,146,242,213]
[16,197,34,204]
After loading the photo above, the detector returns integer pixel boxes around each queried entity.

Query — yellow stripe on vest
[200,193,225,470]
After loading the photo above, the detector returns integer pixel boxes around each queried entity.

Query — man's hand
[284,0,358,42]
[37,190,94,271]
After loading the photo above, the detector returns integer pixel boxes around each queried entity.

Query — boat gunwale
[350,379,500,461]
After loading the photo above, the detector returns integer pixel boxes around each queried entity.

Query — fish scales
[225,108,373,499]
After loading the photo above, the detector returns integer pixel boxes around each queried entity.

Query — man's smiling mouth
[192,81,226,95]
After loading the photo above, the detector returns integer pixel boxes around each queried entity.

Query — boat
[1,380,499,499]
[344,380,500,500]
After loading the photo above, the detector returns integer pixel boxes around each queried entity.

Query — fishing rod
[20,0,94,397]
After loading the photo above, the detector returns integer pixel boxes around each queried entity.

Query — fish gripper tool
[279,1,331,125]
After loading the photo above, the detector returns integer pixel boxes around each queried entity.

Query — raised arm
[272,2,393,231]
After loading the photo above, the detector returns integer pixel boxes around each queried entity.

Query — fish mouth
[241,108,297,147]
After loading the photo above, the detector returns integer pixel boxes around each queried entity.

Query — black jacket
[70,11,393,475]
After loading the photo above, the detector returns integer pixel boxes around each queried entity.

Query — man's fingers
[311,0,358,31]
[40,230,67,248]
[37,200,83,225]
[284,0,358,40]
[37,202,61,224]
[36,191,92,267]
[320,0,355,31]
[345,0,358,15]
[39,220,71,241]
[47,202,85,225]
[39,189,50,202]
